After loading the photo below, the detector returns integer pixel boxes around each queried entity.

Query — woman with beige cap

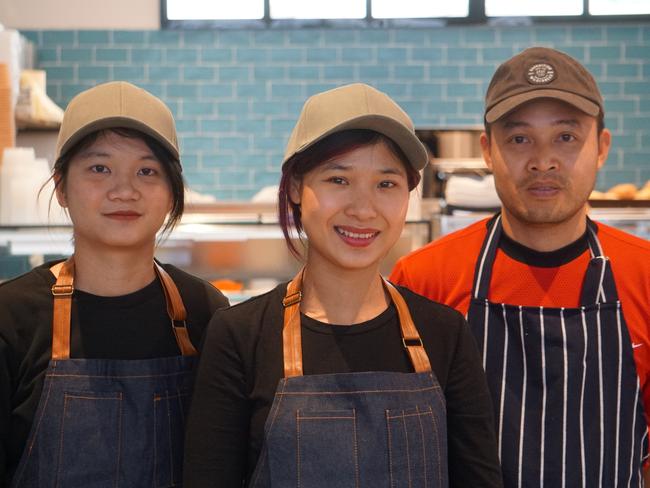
[184,83,502,488]
[0,81,228,487]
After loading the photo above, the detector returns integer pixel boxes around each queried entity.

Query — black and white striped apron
[467,214,648,487]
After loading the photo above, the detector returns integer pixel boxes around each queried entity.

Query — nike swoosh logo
[633,343,644,349]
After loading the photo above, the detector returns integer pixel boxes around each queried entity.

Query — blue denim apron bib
[467,215,648,487]
[249,272,449,488]
[10,257,198,488]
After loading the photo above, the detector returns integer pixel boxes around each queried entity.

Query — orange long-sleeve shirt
[391,217,650,432]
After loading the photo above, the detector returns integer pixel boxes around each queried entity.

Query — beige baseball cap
[485,47,604,124]
[282,83,428,171]
[55,81,180,163]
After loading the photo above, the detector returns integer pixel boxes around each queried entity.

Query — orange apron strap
[282,270,304,378]
[383,280,432,373]
[50,258,75,360]
[280,271,432,378]
[154,262,198,357]
[49,258,197,360]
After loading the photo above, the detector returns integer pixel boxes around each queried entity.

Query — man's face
[481,98,611,229]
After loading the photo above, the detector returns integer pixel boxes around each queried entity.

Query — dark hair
[484,109,606,139]
[44,127,184,236]
[278,129,421,259]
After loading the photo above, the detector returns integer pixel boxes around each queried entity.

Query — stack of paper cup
[0,147,67,225]
[0,147,35,224]
[0,30,25,108]
[0,63,14,156]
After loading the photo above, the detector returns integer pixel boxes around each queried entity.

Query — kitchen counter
[1,201,649,286]
[0,210,432,285]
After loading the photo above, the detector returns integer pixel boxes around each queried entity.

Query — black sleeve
[446,318,503,488]
[194,279,230,313]
[0,268,52,488]
[184,310,250,488]
[0,334,10,488]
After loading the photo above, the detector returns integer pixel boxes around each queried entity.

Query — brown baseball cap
[283,83,428,171]
[484,47,604,124]
[55,81,180,163]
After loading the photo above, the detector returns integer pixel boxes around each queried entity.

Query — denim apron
[10,257,198,488]
[249,271,449,488]
[467,215,648,487]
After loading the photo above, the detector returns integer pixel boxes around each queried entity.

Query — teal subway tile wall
[20,24,650,198]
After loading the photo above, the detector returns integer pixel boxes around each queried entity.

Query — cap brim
[288,114,429,171]
[485,89,601,123]
[57,116,180,161]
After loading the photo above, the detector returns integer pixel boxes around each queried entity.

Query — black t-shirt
[184,283,502,488]
[0,260,229,487]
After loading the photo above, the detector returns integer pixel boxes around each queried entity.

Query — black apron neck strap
[581,220,620,305]
[585,217,604,258]
[471,214,503,301]
[471,215,619,305]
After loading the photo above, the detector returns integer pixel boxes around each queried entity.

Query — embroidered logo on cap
[527,63,556,85]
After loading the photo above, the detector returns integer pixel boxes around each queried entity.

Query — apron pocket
[153,390,190,488]
[296,408,359,488]
[386,405,444,488]
[56,390,123,487]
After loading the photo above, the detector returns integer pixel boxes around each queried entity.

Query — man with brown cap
[391,47,650,486]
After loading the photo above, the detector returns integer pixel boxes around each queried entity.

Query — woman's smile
[334,225,380,247]
[103,210,143,220]
[293,141,410,273]
[57,131,172,251]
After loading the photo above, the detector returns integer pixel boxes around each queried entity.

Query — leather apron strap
[383,280,432,374]
[49,257,197,360]
[281,269,431,377]
[153,261,198,357]
[50,260,73,360]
